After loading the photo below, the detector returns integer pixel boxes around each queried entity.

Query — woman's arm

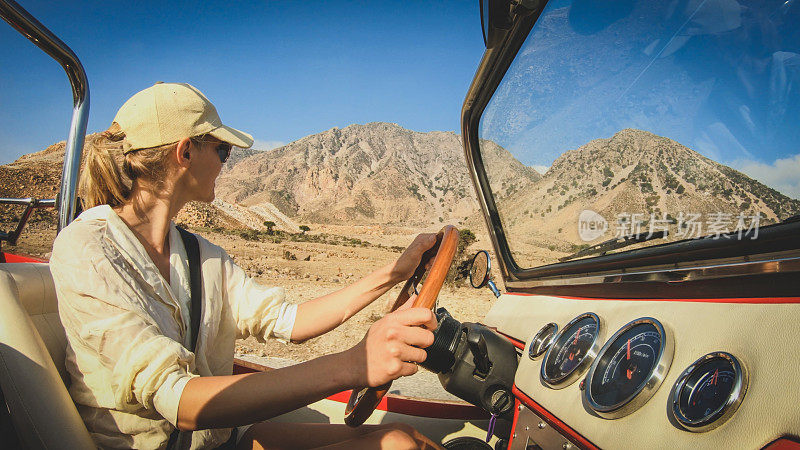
[177,306,438,430]
[289,233,436,342]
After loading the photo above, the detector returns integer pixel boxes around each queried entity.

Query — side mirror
[469,250,501,297]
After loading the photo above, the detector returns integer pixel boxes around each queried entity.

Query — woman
[51,82,442,449]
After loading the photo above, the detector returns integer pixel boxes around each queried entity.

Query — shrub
[239,229,260,241]
[263,221,276,234]
[445,229,478,286]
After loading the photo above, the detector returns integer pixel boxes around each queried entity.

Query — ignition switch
[488,388,514,416]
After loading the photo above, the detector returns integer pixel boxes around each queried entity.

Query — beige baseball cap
[113,82,254,153]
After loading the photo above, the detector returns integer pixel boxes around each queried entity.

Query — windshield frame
[460,1,800,297]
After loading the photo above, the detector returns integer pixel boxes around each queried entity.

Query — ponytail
[79,123,175,210]
[79,123,130,209]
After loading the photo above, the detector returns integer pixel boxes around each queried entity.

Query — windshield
[478,0,800,270]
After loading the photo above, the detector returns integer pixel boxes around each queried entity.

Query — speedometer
[541,313,601,388]
[585,318,673,418]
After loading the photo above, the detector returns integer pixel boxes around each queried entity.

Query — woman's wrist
[383,261,404,285]
[337,345,367,388]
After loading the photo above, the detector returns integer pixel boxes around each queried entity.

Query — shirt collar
[79,205,183,310]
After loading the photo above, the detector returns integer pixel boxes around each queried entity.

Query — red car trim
[512,384,598,450]
[505,292,800,304]
[506,397,522,450]
[496,330,525,350]
[2,252,44,263]
[764,437,800,449]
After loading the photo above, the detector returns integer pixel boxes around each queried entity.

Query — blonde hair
[79,122,175,209]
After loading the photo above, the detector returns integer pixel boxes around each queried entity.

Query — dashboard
[484,293,800,449]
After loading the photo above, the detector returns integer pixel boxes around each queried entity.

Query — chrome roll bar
[0,198,56,246]
[0,0,89,231]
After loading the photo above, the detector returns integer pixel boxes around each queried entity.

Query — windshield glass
[478,0,800,269]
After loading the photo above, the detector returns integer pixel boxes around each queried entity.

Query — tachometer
[541,313,601,388]
[585,318,673,418]
[670,352,747,432]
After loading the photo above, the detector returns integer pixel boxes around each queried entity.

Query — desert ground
[5,220,504,400]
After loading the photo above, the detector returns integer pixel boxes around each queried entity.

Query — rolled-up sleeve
[222,253,297,342]
[53,250,198,427]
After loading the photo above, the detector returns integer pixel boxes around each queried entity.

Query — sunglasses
[192,137,232,163]
[214,142,232,164]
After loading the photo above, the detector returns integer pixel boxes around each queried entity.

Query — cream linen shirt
[50,205,296,449]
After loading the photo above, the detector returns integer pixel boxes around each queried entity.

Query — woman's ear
[175,137,193,168]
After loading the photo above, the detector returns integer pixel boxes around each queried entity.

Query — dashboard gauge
[529,323,558,360]
[670,352,747,432]
[585,318,673,418]
[541,313,601,388]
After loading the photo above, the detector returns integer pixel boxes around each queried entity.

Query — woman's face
[187,136,231,202]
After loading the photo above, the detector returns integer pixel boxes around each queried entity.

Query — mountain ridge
[214,122,539,226]
[488,128,800,257]
[2,125,797,246]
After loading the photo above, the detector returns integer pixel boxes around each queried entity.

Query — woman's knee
[379,422,417,435]
[373,426,419,450]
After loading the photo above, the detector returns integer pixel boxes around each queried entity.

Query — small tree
[446,229,478,286]
[263,221,276,235]
[299,225,310,235]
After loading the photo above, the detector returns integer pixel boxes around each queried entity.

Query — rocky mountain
[0,138,289,230]
[491,128,800,251]
[4,126,797,250]
[215,122,540,226]
[0,123,539,229]
[0,140,67,223]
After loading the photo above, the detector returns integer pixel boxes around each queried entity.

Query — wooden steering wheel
[343,225,459,427]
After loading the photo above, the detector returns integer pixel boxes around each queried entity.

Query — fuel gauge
[670,352,747,432]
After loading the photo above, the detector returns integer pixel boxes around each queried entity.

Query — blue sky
[480,0,800,198]
[0,1,484,164]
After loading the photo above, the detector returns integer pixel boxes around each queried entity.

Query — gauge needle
[712,369,718,386]
[626,338,631,360]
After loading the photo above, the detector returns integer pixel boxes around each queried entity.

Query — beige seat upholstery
[0,263,94,449]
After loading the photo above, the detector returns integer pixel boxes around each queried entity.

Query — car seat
[0,262,94,449]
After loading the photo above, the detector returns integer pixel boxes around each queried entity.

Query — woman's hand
[346,306,438,387]
[389,233,438,283]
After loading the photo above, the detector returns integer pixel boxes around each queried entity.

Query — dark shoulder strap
[176,226,202,352]
[169,227,202,450]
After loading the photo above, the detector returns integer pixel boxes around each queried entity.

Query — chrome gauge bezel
[529,322,558,360]
[540,313,602,389]
[670,352,747,432]
[584,317,673,418]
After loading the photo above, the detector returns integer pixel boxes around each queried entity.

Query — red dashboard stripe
[764,437,800,449]
[496,330,525,350]
[512,385,598,450]
[506,398,522,450]
[505,292,800,304]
